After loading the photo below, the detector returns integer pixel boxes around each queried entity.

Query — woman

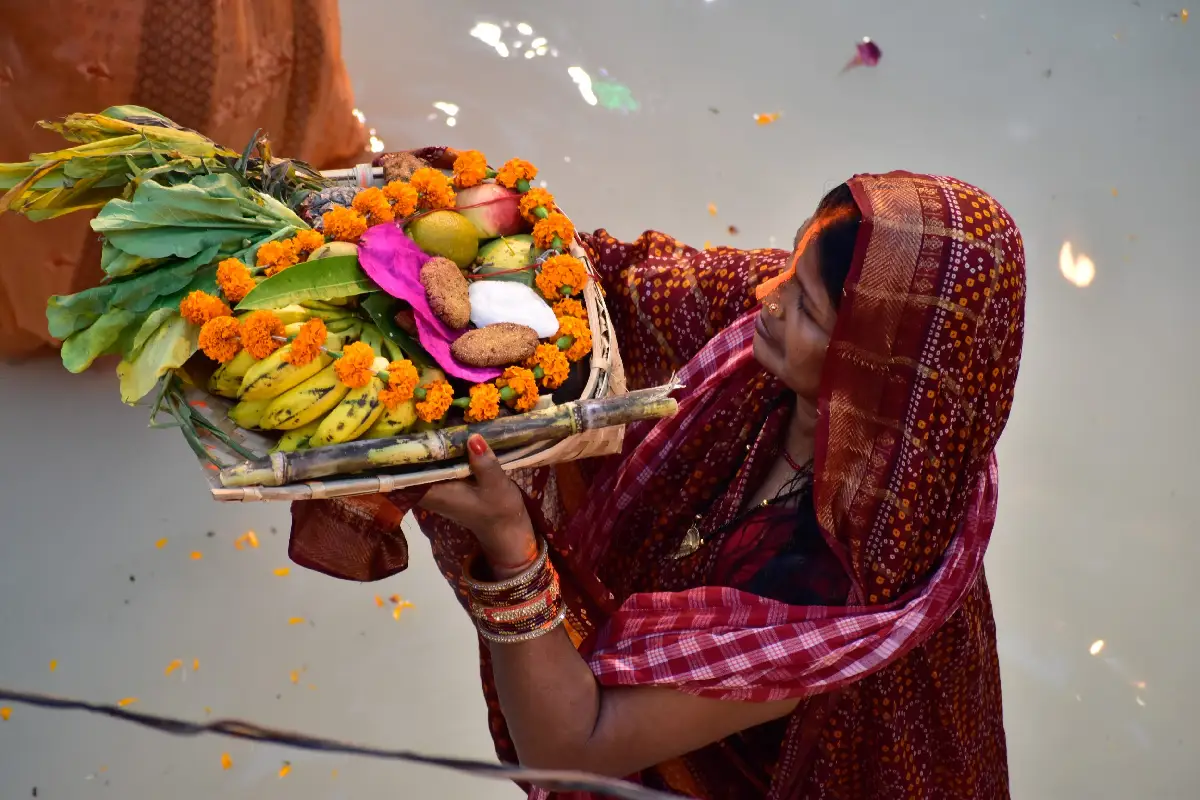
[290,171,1025,798]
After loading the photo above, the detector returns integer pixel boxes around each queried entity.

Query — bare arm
[420,435,798,777]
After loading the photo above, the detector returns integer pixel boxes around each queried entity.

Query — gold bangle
[463,538,549,593]
[477,607,568,644]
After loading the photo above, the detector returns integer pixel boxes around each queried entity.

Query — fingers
[419,481,480,521]
[466,434,509,490]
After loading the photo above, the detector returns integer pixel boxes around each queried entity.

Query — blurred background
[1,0,1197,797]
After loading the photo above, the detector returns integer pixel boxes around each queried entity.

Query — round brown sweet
[378,152,430,183]
[451,323,540,367]
[420,257,471,330]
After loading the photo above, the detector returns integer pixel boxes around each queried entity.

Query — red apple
[455,184,526,238]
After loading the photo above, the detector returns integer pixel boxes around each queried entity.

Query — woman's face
[752,220,840,401]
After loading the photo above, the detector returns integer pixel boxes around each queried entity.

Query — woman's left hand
[419,434,539,575]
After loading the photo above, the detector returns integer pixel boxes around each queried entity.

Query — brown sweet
[378,152,430,183]
[451,323,540,367]
[420,257,471,330]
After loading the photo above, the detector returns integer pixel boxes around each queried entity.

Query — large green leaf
[236,255,380,310]
[92,173,306,266]
[46,248,219,339]
[360,292,433,368]
[59,309,140,373]
[115,313,199,404]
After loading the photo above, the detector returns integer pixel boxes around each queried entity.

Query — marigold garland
[322,206,369,243]
[532,213,575,250]
[198,316,242,363]
[379,359,420,411]
[351,187,395,226]
[409,167,456,210]
[334,341,376,388]
[293,229,326,259]
[552,297,586,320]
[241,310,286,359]
[498,366,540,412]
[495,158,538,189]
[415,380,455,422]
[518,187,556,223]
[180,290,232,326]
[536,253,589,300]
[464,382,502,423]
[526,343,570,389]
[282,318,327,366]
[382,181,419,217]
[256,239,300,277]
[556,315,593,362]
[216,258,256,304]
[452,150,489,189]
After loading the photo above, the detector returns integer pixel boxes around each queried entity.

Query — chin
[752,332,782,379]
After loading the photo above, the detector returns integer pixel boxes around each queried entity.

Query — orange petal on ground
[221,753,233,770]
[155,538,168,549]
[164,659,182,676]
[279,763,292,778]
[274,567,290,577]
[117,697,138,707]
[246,531,260,548]
[1,707,11,720]
[287,617,306,625]
[190,552,203,560]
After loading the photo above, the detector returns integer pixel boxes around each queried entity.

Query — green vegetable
[236,255,379,310]
[115,313,199,404]
[93,172,306,277]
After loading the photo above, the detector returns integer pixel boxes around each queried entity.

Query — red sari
[290,171,1025,799]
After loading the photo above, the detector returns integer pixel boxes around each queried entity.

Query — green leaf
[360,292,433,368]
[127,307,181,361]
[59,308,140,373]
[115,313,199,404]
[236,255,380,310]
[46,248,219,339]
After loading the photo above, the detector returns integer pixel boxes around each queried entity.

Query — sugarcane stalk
[219,383,681,488]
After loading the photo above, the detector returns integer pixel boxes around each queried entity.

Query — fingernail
[468,435,487,456]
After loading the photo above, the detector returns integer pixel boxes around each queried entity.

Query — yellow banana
[227,396,274,430]
[259,363,350,431]
[238,344,332,401]
[365,399,418,438]
[308,358,389,447]
[207,350,256,398]
[272,420,322,452]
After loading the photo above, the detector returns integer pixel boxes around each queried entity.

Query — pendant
[671,525,704,560]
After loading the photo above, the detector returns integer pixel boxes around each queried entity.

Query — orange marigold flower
[293,229,326,258]
[216,258,256,304]
[518,187,556,223]
[409,167,456,210]
[552,297,586,320]
[282,318,327,366]
[379,359,419,411]
[464,382,501,423]
[256,239,300,276]
[351,187,395,226]
[526,343,570,390]
[452,150,489,189]
[415,380,454,423]
[334,341,376,388]
[536,253,589,300]
[198,316,242,363]
[532,213,576,250]
[241,310,286,359]
[556,315,593,362]
[383,181,419,217]
[180,290,232,326]
[495,158,538,189]
[498,366,540,412]
[322,206,369,243]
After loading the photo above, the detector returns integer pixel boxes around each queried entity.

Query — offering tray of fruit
[1,107,677,502]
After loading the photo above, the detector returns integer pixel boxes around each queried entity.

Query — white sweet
[468,280,560,339]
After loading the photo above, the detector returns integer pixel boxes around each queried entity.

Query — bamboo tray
[197,165,629,503]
